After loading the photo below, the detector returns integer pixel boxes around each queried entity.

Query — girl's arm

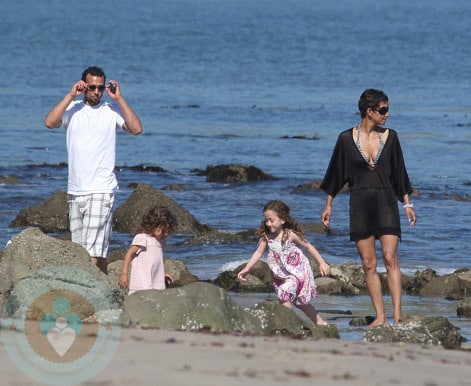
[119,245,140,289]
[290,232,330,277]
[237,238,267,281]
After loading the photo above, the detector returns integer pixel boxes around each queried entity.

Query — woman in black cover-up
[320,89,416,327]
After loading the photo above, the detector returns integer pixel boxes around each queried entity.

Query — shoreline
[1,327,471,386]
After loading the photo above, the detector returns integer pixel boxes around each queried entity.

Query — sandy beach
[1,326,470,386]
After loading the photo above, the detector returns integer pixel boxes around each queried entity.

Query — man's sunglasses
[373,107,389,115]
[87,84,106,91]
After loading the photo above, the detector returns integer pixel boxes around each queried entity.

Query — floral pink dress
[266,234,317,305]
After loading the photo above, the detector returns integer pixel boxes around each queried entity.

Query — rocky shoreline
[1,180,470,350]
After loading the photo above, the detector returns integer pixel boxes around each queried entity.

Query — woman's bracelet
[403,203,414,209]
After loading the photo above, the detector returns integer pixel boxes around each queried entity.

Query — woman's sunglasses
[373,107,389,115]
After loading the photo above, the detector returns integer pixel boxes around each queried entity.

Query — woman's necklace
[355,123,384,168]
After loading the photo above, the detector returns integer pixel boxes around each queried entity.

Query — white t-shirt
[62,100,125,195]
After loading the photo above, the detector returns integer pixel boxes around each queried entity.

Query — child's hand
[119,274,129,289]
[319,261,331,277]
[165,274,173,287]
[237,267,250,281]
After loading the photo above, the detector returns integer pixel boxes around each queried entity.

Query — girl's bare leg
[282,302,328,325]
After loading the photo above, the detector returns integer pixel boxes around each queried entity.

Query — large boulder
[363,315,464,349]
[9,191,69,233]
[0,228,120,319]
[121,282,264,334]
[113,184,211,234]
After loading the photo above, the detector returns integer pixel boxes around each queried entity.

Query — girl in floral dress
[238,200,330,325]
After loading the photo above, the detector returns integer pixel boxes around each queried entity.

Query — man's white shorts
[68,193,114,258]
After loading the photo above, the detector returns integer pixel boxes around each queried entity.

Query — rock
[9,191,69,233]
[292,179,322,193]
[349,316,375,326]
[0,176,22,185]
[185,230,247,244]
[330,261,369,295]
[419,271,464,299]
[246,300,340,338]
[0,228,120,319]
[164,258,199,287]
[315,277,343,295]
[363,315,464,349]
[292,179,348,194]
[161,184,186,191]
[105,247,127,265]
[213,260,273,292]
[125,164,166,173]
[198,164,276,183]
[121,282,264,335]
[457,298,471,316]
[113,184,212,234]
[456,269,471,297]
[405,268,437,295]
[405,268,471,300]
[301,222,330,235]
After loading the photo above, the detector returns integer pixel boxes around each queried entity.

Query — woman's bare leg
[356,236,387,327]
[380,234,402,324]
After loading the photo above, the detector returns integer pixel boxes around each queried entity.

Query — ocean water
[0,0,470,342]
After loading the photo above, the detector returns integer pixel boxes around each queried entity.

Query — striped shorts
[68,193,114,258]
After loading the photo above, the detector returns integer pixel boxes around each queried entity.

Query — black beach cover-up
[320,128,413,241]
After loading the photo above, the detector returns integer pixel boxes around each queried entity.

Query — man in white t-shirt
[45,66,143,274]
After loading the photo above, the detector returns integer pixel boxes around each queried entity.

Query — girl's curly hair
[255,200,306,245]
[135,206,177,235]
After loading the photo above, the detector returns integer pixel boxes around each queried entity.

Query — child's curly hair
[256,200,306,245]
[136,206,177,235]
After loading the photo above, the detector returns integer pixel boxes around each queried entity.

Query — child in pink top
[119,207,176,295]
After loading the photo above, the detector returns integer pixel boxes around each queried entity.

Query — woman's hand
[321,206,332,227]
[405,207,417,227]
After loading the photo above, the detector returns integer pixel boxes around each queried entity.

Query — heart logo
[39,297,83,358]
[46,317,77,357]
